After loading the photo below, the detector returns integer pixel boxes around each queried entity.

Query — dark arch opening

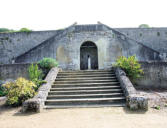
[80,41,98,70]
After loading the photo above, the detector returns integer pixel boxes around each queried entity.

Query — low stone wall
[115,67,148,110]
[134,62,167,89]
[22,67,59,112]
[0,63,31,80]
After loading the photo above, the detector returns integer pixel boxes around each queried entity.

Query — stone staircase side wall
[22,67,59,112]
[115,67,148,110]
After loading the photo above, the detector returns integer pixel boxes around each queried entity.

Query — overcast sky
[0,0,167,30]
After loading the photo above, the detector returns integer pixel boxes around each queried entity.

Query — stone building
[0,23,166,70]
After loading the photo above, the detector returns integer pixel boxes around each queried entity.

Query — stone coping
[114,67,148,110]
[22,67,59,112]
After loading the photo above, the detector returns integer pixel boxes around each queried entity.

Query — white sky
[0,0,167,30]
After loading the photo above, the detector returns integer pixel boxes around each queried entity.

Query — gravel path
[0,106,167,128]
[1,90,167,128]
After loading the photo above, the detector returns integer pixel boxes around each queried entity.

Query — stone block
[22,99,40,113]
[127,95,148,111]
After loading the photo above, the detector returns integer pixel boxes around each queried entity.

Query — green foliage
[28,64,45,90]
[154,106,160,110]
[3,77,36,106]
[0,85,8,96]
[0,28,10,33]
[28,64,43,81]
[114,56,144,80]
[139,24,150,28]
[18,28,32,33]
[0,28,32,33]
[38,58,58,70]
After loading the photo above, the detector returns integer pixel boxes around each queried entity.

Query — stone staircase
[45,70,126,109]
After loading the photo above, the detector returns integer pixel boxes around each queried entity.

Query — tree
[0,28,10,33]
[18,28,32,32]
[139,24,150,28]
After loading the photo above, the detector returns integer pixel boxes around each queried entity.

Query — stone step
[55,77,117,81]
[59,70,114,73]
[52,82,120,87]
[45,103,126,109]
[45,97,126,105]
[58,72,115,75]
[48,89,123,95]
[50,86,121,91]
[47,93,124,99]
[54,79,118,84]
[57,73,115,76]
[56,74,116,78]
[44,69,125,109]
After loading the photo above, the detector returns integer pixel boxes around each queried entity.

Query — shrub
[28,64,43,81]
[0,85,8,96]
[28,64,45,90]
[154,106,160,110]
[114,56,143,80]
[3,77,36,106]
[38,58,58,70]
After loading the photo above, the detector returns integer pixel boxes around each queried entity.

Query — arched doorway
[80,41,98,70]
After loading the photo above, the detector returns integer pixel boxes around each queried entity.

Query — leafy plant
[3,77,36,106]
[28,64,43,81]
[0,85,8,96]
[28,64,45,90]
[38,58,58,70]
[114,56,144,80]
[154,106,160,110]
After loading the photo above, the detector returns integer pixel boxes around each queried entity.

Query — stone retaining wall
[0,63,31,80]
[0,31,59,64]
[134,62,167,89]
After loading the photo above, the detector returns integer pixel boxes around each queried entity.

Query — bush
[38,58,58,70]
[114,56,143,80]
[28,64,43,81]
[0,85,8,96]
[28,64,45,90]
[3,77,36,106]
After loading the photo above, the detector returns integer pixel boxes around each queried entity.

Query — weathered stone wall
[111,28,160,61]
[22,67,59,112]
[134,62,167,89]
[0,24,164,70]
[115,67,148,110]
[0,63,31,80]
[116,28,167,59]
[0,30,61,64]
[15,24,160,70]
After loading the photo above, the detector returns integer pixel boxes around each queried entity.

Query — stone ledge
[22,67,59,113]
[114,67,148,110]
